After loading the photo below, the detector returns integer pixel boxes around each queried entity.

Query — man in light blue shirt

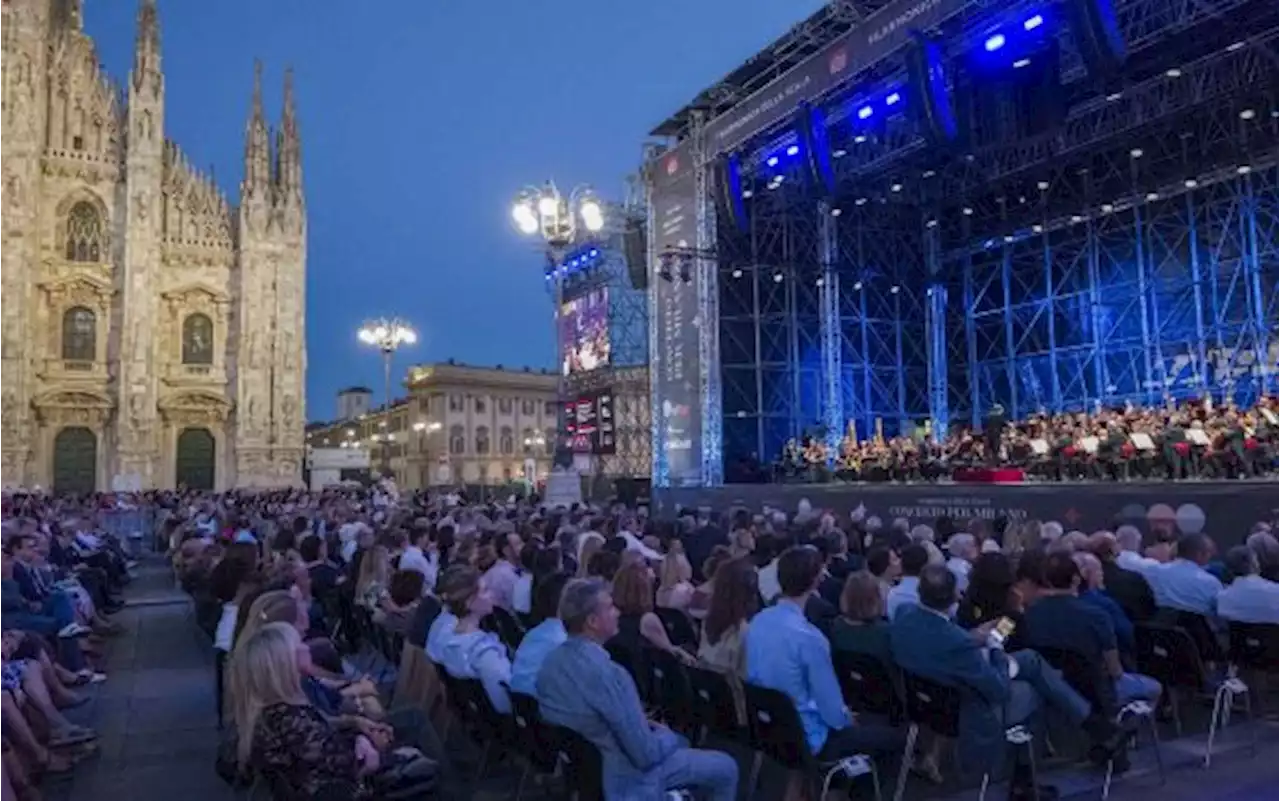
[1218,546,1279,624]
[886,544,930,621]
[747,545,905,762]
[1147,533,1223,618]
[509,574,570,696]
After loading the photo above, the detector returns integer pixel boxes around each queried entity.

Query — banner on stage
[651,146,702,485]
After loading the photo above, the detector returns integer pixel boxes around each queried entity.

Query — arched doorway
[52,427,97,494]
[175,428,216,490]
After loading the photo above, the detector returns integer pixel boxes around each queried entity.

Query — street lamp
[511,181,606,469]
[357,318,417,476]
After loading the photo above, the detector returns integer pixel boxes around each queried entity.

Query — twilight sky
[85,0,824,420]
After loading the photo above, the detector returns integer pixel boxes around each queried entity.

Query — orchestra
[768,396,1278,483]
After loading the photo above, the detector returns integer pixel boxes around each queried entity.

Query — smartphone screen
[993,616,1017,643]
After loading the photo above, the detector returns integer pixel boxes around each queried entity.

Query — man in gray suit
[537,578,738,801]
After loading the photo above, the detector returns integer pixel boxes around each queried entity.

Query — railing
[98,506,160,554]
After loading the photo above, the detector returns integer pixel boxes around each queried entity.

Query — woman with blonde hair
[355,544,391,610]
[575,531,605,577]
[227,623,379,796]
[655,542,694,611]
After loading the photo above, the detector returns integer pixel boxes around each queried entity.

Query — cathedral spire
[274,67,303,201]
[131,0,162,93]
[242,59,271,199]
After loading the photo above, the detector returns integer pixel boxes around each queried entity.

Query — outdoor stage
[653,479,1278,546]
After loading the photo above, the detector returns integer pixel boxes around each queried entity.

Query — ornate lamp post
[357,318,416,476]
[510,181,605,468]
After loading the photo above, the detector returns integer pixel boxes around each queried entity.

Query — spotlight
[1036,181,1050,191]
[985,34,1006,52]
[853,135,867,144]
[857,105,874,120]
[742,189,753,199]
[1184,179,1198,188]
[1237,165,1252,175]
[832,149,848,158]
[815,277,825,287]
[786,145,800,156]
[890,285,900,294]
[890,183,903,192]
[731,268,743,279]
[831,207,842,217]
[766,156,779,167]
[885,92,901,106]
[1101,203,1114,213]
[1226,41,1244,51]
[1106,92,1122,102]
[1071,215,1084,223]
[773,272,784,283]
[1023,14,1044,30]
[1013,58,1031,68]
[855,197,868,206]
[1240,109,1256,120]
[853,281,864,290]
[1165,68,1182,78]
[1032,224,1044,233]
[1145,192,1159,201]
[1003,235,1014,243]
[1129,148,1143,158]
[962,207,974,216]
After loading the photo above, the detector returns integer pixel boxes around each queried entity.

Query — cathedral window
[61,307,97,362]
[65,202,103,262]
[521,427,535,454]
[475,425,491,455]
[499,426,514,455]
[449,425,466,456]
[181,313,215,365]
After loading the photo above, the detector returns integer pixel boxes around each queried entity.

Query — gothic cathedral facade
[0,1,307,491]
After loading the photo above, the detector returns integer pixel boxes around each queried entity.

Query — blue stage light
[857,105,873,119]
[786,145,800,156]
[885,92,901,106]
[766,156,779,167]
[1023,14,1044,30]
[1013,58,1031,68]
[589,248,599,257]
[985,33,1006,51]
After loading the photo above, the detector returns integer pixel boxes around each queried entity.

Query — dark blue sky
[86,0,822,420]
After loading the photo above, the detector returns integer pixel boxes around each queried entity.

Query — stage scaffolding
[704,0,1277,468]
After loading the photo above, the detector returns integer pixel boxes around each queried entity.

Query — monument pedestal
[543,467,582,509]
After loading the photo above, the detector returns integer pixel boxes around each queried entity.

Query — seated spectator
[509,572,570,696]
[1218,545,1279,624]
[655,543,694,612]
[354,544,390,610]
[300,535,342,600]
[1245,530,1278,583]
[1073,552,1135,659]
[945,534,977,595]
[1115,526,1160,575]
[1088,531,1156,623]
[891,565,1122,795]
[1023,553,1161,707]
[611,561,691,663]
[435,565,512,713]
[747,546,905,763]
[697,557,758,680]
[886,543,930,620]
[395,527,438,595]
[5,535,88,639]
[228,623,383,796]
[687,545,733,620]
[955,552,1021,632]
[511,542,540,616]
[378,569,424,634]
[586,549,621,582]
[865,545,901,608]
[537,578,738,801]
[481,530,522,611]
[1147,533,1223,618]
[830,570,892,666]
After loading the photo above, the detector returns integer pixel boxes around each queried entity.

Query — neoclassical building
[0,0,307,491]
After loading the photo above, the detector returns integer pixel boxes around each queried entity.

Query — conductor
[984,403,1007,466]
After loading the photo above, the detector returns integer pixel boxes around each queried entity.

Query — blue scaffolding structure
[649,0,1278,479]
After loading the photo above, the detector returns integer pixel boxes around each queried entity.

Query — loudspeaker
[905,32,960,145]
[622,218,648,290]
[1063,0,1126,79]
[797,103,836,196]
[713,153,748,232]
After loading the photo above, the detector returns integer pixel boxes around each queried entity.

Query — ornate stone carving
[31,389,113,427]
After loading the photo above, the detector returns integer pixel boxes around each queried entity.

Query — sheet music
[1029,438,1049,455]
[1186,429,1211,446]
[1080,436,1100,454]
[1130,433,1155,450]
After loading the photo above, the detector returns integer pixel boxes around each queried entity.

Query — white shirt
[758,558,781,604]
[886,576,922,620]
[1117,549,1160,575]
[1218,575,1279,624]
[619,530,662,561]
[399,546,439,595]
[512,573,534,615]
[214,603,239,652]
[946,557,972,595]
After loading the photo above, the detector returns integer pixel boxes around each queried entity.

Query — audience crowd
[2,482,1277,801]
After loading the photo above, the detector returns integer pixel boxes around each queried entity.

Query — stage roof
[650,0,891,139]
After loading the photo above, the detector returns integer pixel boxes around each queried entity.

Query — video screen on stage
[564,390,616,455]
[560,288,610,376]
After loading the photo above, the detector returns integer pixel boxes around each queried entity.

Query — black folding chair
[832,649,906,724]
[509,690,562,801]
[483,606,526,655]
[550,723,604,801]
[899,670,1035,801]
[604,640,650,703]
[1133,622,1208,738]
[655,607,699,649]
[642,647,696,737]
[1038,646,1164,799]
[742,682,882,801]
[685,663,749,747]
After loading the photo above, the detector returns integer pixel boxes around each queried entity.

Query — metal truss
[693,112,724,486]
[717,203,826,464]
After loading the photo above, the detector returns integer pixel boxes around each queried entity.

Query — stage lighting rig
[656,245,717,285]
